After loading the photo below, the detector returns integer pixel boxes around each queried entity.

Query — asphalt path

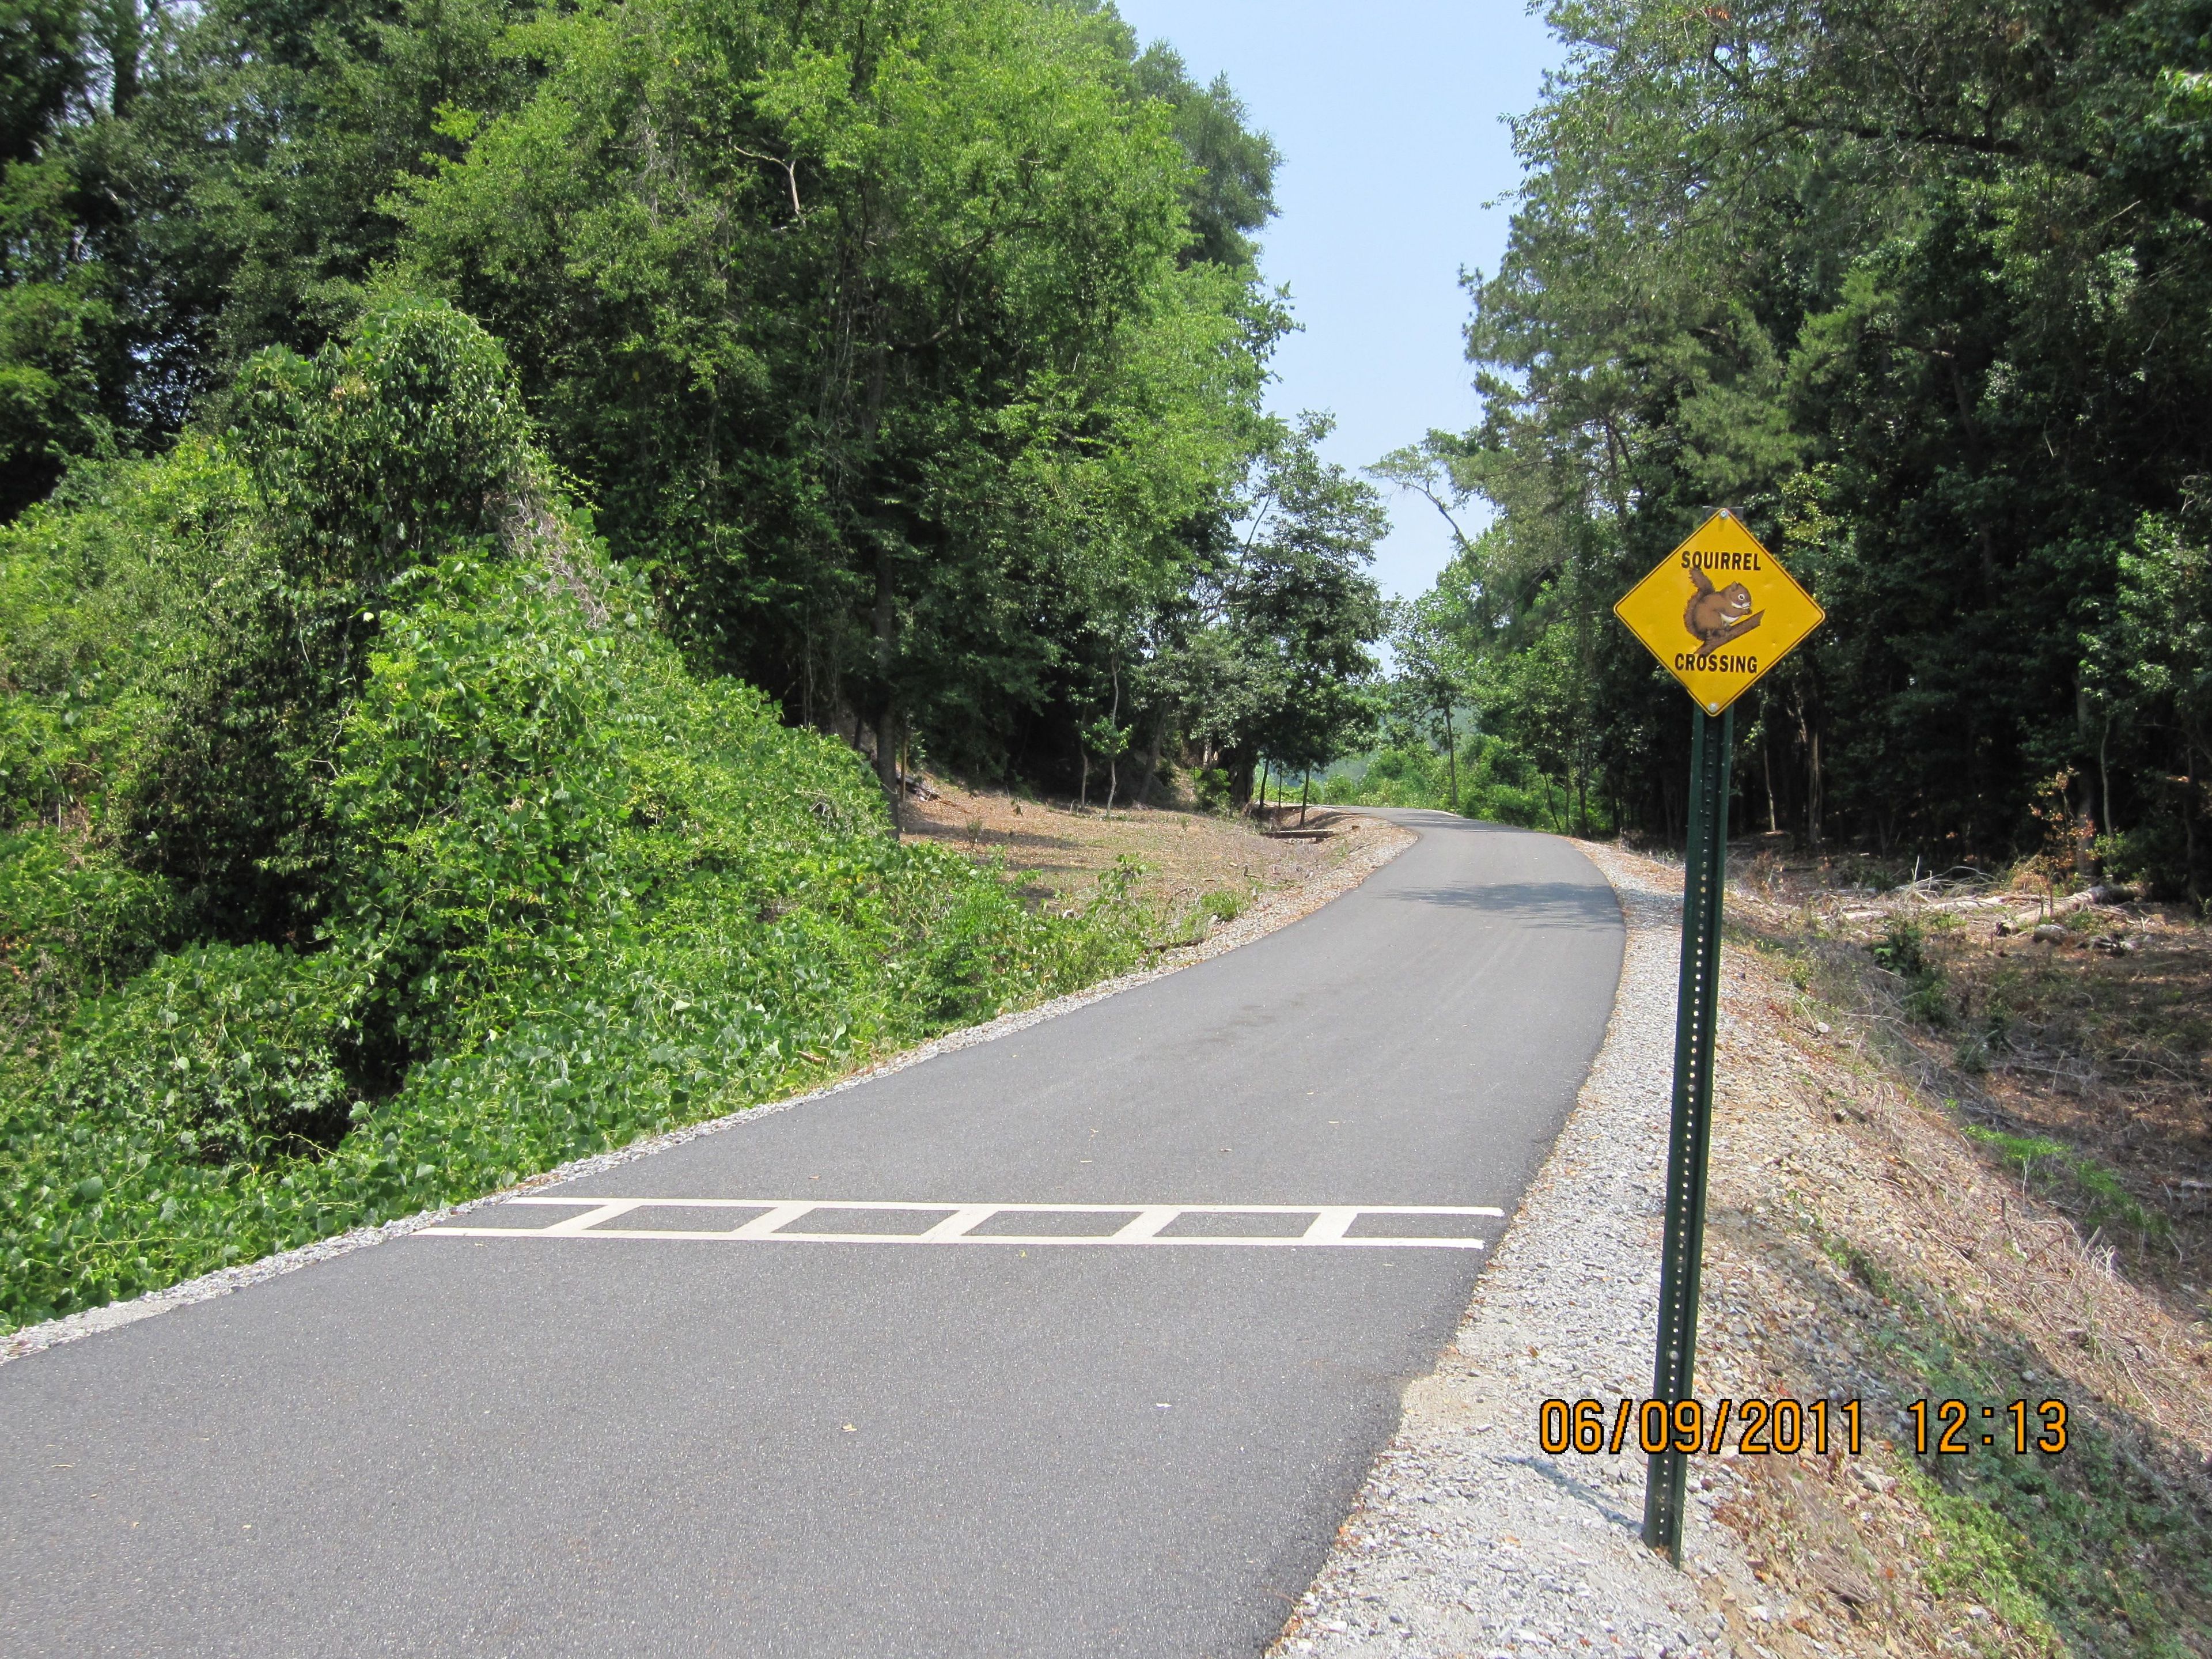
[1,810,1624,1658]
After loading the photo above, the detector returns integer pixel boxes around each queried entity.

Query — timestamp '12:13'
[1907,1399,2067,1455]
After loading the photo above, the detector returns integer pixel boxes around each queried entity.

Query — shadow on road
[1385,880,1621,930]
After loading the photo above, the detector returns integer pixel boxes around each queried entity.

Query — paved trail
[1,812,1622,1658]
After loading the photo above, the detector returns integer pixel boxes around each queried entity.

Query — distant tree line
[0,0,1382,817]
[1370,0,2212,897]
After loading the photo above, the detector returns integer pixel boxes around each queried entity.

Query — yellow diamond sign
[1613,510,1825,715]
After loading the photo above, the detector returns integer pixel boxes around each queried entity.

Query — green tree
[1390,0,2212,889]
[1385,592,1473,810]
[390,0,1276,817]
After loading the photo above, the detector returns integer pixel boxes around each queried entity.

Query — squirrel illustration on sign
[1683,566,1764,652]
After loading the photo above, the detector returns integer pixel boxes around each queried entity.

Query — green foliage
[1870,919,1930,979]
[1898,1333,2207,1655]
[48,943,367,1160]
[1809,1205,2211,1652]
[0,0,1369,1329]
[385,0,1286,786]
[0,831,175,1069]
[1190,767,1232,813]
[124,302,537,939]
[1145,412,1388,804]
[0,301,1153,1332]
[232,300,533,587]
[1320,729,1593,834]
[0,436,256,838]
[325,552,635,1049]
[1380,0,2212,886]
[0,0,1373,819]
[0,0,83,167]
[1122,40,1280,269]
[1961,1125,2171,1253]
[1199,887,1247,923]
[1872,917,1953,1027]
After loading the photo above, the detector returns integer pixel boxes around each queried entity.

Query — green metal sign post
[1614,508,1818,1566]
[1642,703,1733,1564]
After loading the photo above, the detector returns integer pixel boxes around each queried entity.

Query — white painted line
[539,1200,649,1235]
[417,1199,1499,1249]
[493,1198,1505,1216]
[423,1229,1486,1248]
[729,1203,817,1239]
[1111,1207,1183,1242]
[920,1206,1000,1241]
[1301,1207,1360,1244]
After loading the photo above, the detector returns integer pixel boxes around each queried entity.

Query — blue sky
[1109,1,1563,600]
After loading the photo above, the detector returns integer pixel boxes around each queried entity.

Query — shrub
[1872,916,1952,1027]
[49,944,368,1160]
[0,832,175,1070]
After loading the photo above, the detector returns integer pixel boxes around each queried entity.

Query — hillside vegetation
[0,0,1403,1330]
[0,305,1144,1331]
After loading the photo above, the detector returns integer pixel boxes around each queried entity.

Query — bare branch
[733,147,804,217]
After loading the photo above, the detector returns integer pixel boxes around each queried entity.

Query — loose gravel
[1272,841,1765,1659]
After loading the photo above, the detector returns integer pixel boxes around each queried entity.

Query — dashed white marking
[418,1198,1501,1249]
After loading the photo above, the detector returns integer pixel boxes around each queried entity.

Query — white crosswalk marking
[419,1197,1502,1249]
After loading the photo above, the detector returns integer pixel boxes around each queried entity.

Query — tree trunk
[1135,714,1166,808]
[872,551,899,834]
[1103,664,1122,816]
[2187,740,2202,904]
[1793,686,1823,849]
[1762,709,1778,834]
[1221,744,1256,810]
[874,695,900,834]
[1442,706,1459,812]
[1806,728,1823,849]
[101,0,141,115]
[1300,774,1310,828]
[2099,716,2117,840]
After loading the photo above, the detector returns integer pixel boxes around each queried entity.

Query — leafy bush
[1191,768,1233,813]
[1869,916,1930,978]
[0,832,175,1071]
[48,944,367,1160]
[0,438,256,842]
[1872,917,1952,1027]
[1320,734,1582,832]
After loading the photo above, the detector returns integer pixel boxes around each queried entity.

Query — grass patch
[1200,887,1249,923]
[1961,1126,2172,1253]
[1886,1325,2212,1657]
[1807,1208,2210,1653]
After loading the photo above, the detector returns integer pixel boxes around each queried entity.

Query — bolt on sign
[1612,509,1825,714]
